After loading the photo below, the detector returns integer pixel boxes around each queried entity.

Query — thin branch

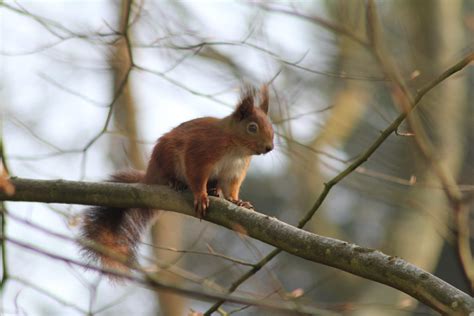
[0,2,119,56]
[276,131,350,163]
[414,53,474,104]
[132,64,232,107]
[257,4,369,49]
[365,0,474,292]
[7,115,64,152]
[272,105,334,124]
[5,207,231,295]
[92,291,133,314]
[1,178,473,315]
[140,242,256,267]
[0,232,335,316]
[38,72,106,108]
[0,141,9,291]
[10,276,88,314]
[0,204,7,292]
[159,40,384,81]
[204,48,474,314]
[356,166,474,193]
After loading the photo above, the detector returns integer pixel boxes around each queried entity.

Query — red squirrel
[80,84,274,271]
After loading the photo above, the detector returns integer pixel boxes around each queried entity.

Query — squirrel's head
[231,84,274,155]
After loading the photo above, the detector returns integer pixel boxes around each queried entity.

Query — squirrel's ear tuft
[259,85,269,114]
[233,85,255,120]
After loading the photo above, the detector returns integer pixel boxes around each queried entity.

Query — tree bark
[2,178,473,315]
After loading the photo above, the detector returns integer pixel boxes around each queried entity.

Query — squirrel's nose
[264,144,274,153]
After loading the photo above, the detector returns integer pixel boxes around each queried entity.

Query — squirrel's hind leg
[168,179,188,192]
[219,177,254,210]
[207,180,223,198]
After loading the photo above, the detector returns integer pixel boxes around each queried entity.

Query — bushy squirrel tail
[80,169,154,274]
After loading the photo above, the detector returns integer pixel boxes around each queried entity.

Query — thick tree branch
[1,178,473,315]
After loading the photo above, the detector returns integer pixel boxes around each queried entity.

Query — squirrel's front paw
[228,198,254,210]
[194,192,209,219]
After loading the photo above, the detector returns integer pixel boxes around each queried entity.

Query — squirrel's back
[145,117,237,185]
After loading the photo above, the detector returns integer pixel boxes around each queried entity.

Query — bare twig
[0,2,119,56]
[38,72,106,108]
[5,208,230,294]
[0,233,336,315]
[365,0,474,292]
[11,276,88,314]
[257,4,369,49]
[132,64,232,107]
[204,44,474,315]
[140,242,256,267]
[0,141,10,291]
[161,40,384,81]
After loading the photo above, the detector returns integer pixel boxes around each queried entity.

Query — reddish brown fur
[80,84,274,273]
[144,84,273,217]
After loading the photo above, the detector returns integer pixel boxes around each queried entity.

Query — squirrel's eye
[247,122,259,134]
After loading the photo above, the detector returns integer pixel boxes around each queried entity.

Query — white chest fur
[210,152,248,181]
